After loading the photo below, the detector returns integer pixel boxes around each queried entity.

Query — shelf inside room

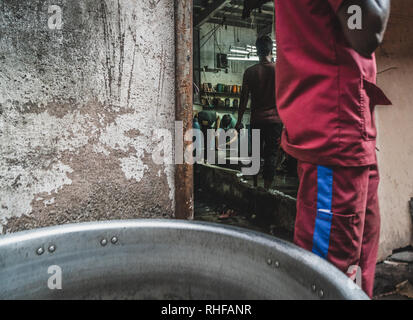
[200,91,241,98]
[201,105,250,113]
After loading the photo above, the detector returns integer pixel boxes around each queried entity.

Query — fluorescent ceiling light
[228,44,276,61]
[228,56,259,61]
[228,53,246,58]
[230,48,250,55]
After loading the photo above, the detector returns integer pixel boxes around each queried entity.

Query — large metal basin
[0,220,368,300]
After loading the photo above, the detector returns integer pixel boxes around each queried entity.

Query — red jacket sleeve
[328,0,345,12]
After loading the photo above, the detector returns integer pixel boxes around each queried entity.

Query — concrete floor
[194,191,293,242]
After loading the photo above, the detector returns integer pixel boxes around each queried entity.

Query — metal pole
[174,0,194,219]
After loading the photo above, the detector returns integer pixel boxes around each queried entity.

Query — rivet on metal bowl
[311,284,317,292]
[48,245,56,253]
[36,247,44,255]
[111,236,118,244]
[319,289,324,298]
[274,261,280,268]
[100,238,108,246]
[267,259,272,265]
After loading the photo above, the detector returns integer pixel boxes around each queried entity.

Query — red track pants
[294,161,380,298]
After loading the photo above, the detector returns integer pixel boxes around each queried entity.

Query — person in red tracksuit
[244,0,392,297]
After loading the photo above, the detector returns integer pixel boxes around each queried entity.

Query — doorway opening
[191,0,298,240]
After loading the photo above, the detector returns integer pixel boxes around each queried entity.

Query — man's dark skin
[235,54,273,132]
[243,0,391,58]
[236,51,275,189]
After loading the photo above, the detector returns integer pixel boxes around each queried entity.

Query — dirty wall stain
[0,0,176,233]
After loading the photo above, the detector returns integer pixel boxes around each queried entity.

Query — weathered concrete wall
[376,0,413,260]
[0,0,175,233]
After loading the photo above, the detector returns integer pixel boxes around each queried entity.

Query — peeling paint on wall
[0,0,176,233]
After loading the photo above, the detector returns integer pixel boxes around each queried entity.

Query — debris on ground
[218,209,237,220]
[194,191,293,242]
[375,281,413,300]
[396,281,413,299]
[374,247,413,300]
